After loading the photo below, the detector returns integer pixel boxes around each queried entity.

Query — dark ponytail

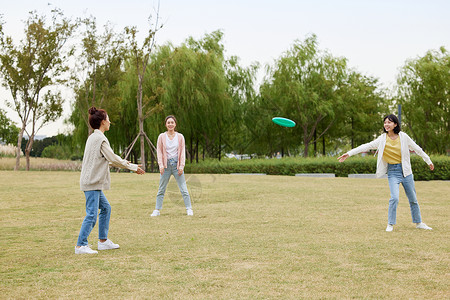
[88,107,107,129]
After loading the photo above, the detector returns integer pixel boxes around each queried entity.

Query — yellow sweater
[383,135,401,164]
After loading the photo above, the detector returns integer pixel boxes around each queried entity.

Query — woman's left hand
[178,168,183,176]
[429,163,434,171]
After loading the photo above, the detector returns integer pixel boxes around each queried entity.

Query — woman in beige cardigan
[338,114,434,232]
[76,107,145,254]
[151,115,193,217]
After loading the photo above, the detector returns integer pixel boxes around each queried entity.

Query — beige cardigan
[80,129,138,191]
[157,132,186,170]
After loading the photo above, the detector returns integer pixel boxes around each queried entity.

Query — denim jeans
[387,163,422,225]
[77,190,111,246]
[156,158,192,210]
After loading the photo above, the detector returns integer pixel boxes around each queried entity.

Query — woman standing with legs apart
[76,107,145,254]
[337,114,434,232]
[151,115,193,217]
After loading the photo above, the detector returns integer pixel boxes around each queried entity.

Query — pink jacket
[157,132,186,170]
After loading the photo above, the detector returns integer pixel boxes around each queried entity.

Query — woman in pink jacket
[151,115,193,216]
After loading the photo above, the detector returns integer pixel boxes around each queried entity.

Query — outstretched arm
[101,141,144,174]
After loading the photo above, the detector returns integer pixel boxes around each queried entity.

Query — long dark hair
[383,114,401,134]
[88,107,107,129]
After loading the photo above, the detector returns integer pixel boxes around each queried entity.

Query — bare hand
[337,153,349,162]
[178,168,183,176]
[160,167,164,175]
[429,163,434,171]
[136,167,145,175]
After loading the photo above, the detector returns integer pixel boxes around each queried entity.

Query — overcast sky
[1,0,449,136]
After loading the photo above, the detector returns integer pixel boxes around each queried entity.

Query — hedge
[184,155,450,181]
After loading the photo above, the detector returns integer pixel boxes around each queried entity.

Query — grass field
[0,171,449,299]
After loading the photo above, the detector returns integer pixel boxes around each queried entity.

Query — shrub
[184,155,450,181]
[41,144,74,160]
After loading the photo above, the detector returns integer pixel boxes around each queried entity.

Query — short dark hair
[383,114,401,134]
[88,107,107,129]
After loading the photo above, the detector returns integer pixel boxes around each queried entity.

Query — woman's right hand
[337,153,349,162]
[160,167,164,175]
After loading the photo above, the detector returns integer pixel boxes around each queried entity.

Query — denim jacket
[347,132,432,178]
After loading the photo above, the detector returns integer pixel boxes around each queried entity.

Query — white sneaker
[187,208,193,216]
[151,209,160,217]
[386,224,394,232]
[75,245,98,254]
[416,223,432,230]
[98,239,120,250]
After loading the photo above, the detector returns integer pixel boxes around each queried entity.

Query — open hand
[337,153,349,162]
[136,167,145,174]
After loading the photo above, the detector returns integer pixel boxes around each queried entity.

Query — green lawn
[0,171,448,299]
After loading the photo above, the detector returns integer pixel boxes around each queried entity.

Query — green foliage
[185,155,449,181]
[0,108,19,144]
[41,144,73,160]
[0,8,76,170]
[397,47,449,154]
[260,34,349,157]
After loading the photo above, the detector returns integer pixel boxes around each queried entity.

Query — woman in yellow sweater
[338,114,434,232]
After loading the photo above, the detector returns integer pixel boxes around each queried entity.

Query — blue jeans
[156,158,192,210]
[77,190,111,246]
[387,163,422,225]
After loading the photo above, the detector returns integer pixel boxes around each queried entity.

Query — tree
[0,108,20,144]
[224,55,260,155]
[0,9,76,170]
[261,34,348,157]
[153,31,232,162]
[338,72,388,149]
[397,47,449,154]
[123,12,163,170]
[71,15,126,142]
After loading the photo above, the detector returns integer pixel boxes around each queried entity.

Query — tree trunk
[303,143,309,157]
[25,136,35,171]
[196,138,199,163]
[322,134,325,156]
[190,135,193,163]
[15,126,25,171]
[140,133,145,171]
[150,149,154,173]
[313,129,317,156]
[218,134,221,161]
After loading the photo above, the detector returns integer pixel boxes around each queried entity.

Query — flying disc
[272,117,296,127]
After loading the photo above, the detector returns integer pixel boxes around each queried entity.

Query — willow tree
[224,55,260,155]
[154,31,232,162]
[0,9,76,170]
[261,34,348,157]
[397,47,449,154]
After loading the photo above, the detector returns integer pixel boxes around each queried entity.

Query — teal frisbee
[272,117,296,128]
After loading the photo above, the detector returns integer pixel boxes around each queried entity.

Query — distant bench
[348,174,387,179]
[230,173,267,175]
[295,173,335,178]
